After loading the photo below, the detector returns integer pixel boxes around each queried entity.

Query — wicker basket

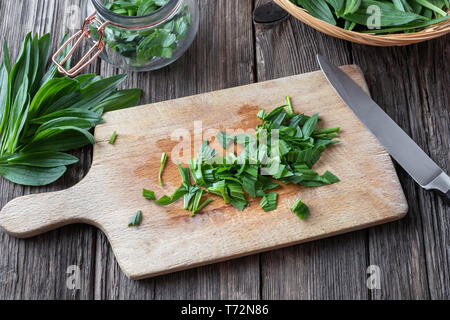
[274,0,450,46]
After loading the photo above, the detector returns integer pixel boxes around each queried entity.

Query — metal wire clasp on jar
[53,0,199,76]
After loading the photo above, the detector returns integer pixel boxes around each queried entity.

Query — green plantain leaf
[40,34,72,87]
[0,61,10,134]
[30,126,95,145]
[28,77,79,119]
[302,113,319,139]
[6,151,79,168]
[344,0,362,15]
[28,35,40,94]
[0,164,67,186]
[0,33,141,187]
[22,127,95,153]
[343,0,428,27]
[66,74,127,110]
[90,88,142,113]
[2,38,10,72]
[362,14,449,32]
[31,33,51,96]
[36,117,96,134]
[10,33,31,102]
[295,0,337,25]
[325,0,345,13]
[414,0,448,16]
[393,0,406,11]
[30,108,102,126]
[3,75,29,154]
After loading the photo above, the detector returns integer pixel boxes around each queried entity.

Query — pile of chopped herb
[144,97,341,220]
[93,0,191,67]
[0,33,142,186]
[291,0,449,34]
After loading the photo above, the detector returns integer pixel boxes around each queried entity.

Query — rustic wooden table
[0,0,448,300]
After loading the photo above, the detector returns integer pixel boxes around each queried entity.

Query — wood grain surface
[0,0,448,299]
[0,66,408,280]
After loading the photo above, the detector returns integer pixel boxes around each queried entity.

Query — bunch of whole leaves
[291,0,449,33]
[144,97,341,219]
[92,0,191,66]
[0,33,142,186]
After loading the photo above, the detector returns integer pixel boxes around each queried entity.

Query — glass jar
[54,0,199,76]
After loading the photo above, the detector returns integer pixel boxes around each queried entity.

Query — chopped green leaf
[260,193,278,212]
[155,185,188,205]
[128,210,142,227]
[159,152,168,185]
[143,189,156,200]
[146,97,341,219]
[285,96,294,116]
[109,131,118,145]
[291,198,310,220]
[195,199,214,215]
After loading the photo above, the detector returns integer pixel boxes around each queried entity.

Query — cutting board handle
[0,184,92,238]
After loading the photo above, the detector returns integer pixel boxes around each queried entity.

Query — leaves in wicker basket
[290,0,449,34]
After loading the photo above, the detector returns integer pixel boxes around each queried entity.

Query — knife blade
[317,54,450,205]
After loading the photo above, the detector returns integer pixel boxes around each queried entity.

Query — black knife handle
[425,172,450,207]
[443,190,450,206]
[253,2,289,26]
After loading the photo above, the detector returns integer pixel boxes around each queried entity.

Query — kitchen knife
[317,54,450,206]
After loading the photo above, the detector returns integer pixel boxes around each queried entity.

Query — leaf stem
[159,152,168,186]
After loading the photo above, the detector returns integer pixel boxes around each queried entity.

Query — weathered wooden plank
[94,0,259,299]
[255,0,369,300]
[1,0,447,300]
[351,37,449,299]
[349,37,450,298]
[412,38,450,299]
[0,0,97,300]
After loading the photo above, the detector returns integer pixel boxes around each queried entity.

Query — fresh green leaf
[0,33,142,186]
[344,0,362,15]
[5,151,79,168]
[109,131,118,145]
[90,88,142,114]
[194,199,214,215]
[156,185,188,205]
[148,97,341,219]
[285,96,294,116]
[30,108,102,126]
[291,198,310,220]
[413,0,448,16]
[143,189,156,200]
[343,0,428,27]
[291,0,448,33]
[295,0,337,25]
[362,14,449,33]
[128,210,142,227]
[302,113,319,139]
[0,164,66,186]
[159,152,168,185]
[260,192,278,212]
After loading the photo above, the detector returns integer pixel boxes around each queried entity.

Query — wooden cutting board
[0,66,408,280]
